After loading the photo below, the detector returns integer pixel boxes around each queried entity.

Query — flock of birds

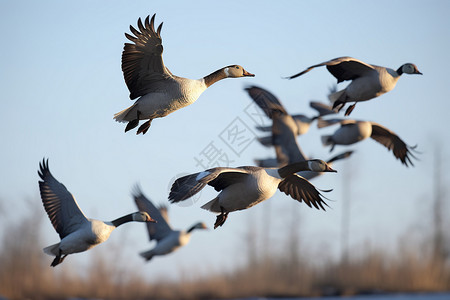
[38,14,421,267]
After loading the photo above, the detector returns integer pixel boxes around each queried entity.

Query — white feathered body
[329,67,401,104]
[140,230,191,259]
[114,78,207,122]
[43,219,115,256]
[201,168,281,213]
[322,121,372,146]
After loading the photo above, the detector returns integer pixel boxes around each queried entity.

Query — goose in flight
[169,160,336,229]
[38,159,156,267]
[245,85,335,145]
[133,186,207,261]
[114,14,255,134]
[286,57,422,116]
[251,105,352,180]
[318,118,418,167]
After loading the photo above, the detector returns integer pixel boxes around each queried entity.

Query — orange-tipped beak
[328,166,337,173]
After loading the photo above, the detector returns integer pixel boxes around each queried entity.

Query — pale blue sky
[1,0,449,279]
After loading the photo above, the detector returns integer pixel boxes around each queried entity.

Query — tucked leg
[332,100,345,112]
[344,103,356,116]
[125,120,139,132]
[125,110,142,133]
[50,249,66,267]
[137,119,152,135]
[214,206,229,229]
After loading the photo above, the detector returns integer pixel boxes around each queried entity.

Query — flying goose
[245,85,335,145]
[318,118,418,167]
[114,14,255,134]
[38,159,156,267]
[286,57,422,116]
[133,186,207,261]
[251,104,352,180]
[169,160,336,229]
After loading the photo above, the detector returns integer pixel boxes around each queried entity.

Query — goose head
[224,65,255,78]
[307,159,337,173]
[187,222,208,233]
[133,211,157,223]
[400,63,422,75]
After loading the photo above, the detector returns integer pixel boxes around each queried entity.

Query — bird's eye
[235,66,240,69]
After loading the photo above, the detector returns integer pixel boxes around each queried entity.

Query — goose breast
[333,122,372,144]
[218,171,279,212]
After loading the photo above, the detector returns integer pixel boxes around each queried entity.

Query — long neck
[204,68,227,87]
[396,66,403,76]
[111,213,135,228]
[187,224,198,233]
[277,161,310,178]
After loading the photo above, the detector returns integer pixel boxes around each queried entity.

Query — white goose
[114,14,255,134]
[318,118,418,167]
[286,57,422,116]
[245,85,335,145]
[38,159,156,267]
[169,160,336,229]
[133,186,207,261]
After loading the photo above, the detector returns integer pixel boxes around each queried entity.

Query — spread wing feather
[38,159,89,239]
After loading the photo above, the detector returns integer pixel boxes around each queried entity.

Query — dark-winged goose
[133,186,207,261]
[318,118,418,167]
[286,56,422,116]
[169,160,336,229]
[114,14,255,134]
[38,159,156,267]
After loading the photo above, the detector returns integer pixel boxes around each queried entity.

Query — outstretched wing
[272,113,308,165]
[245,85,288,119]
[133,186,173,242]
[122,14,175,99]
[169,168,250,203]
[287,56,376,82]
[370,123,418,167]
[38,159,89,239]
[278,174,330,210]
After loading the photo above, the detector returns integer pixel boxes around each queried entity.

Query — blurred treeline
[0,193,449,300]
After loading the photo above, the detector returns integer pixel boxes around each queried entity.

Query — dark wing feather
[278,174,330,210]
[122,14,174,99]
[272,114,307,165]
[245,85,288,119]
[38,159,89,239]
[133,186,173,242]
[168,172,208,203]
[207,172,250,192]
[370,123,418,167]
[169,168,250,203]
[287,57,375,82]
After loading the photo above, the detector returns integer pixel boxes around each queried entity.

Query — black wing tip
[131,183,144,199]
[401,144,420,167]
[38,158,49,180]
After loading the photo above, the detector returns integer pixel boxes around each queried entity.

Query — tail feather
[321,135,333,146]
[257,136,273,147]
[328,89,345,105]
[113,103,137,123]
[43,243,60,256]
[200,197,221,213]
[255,125,272,132]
